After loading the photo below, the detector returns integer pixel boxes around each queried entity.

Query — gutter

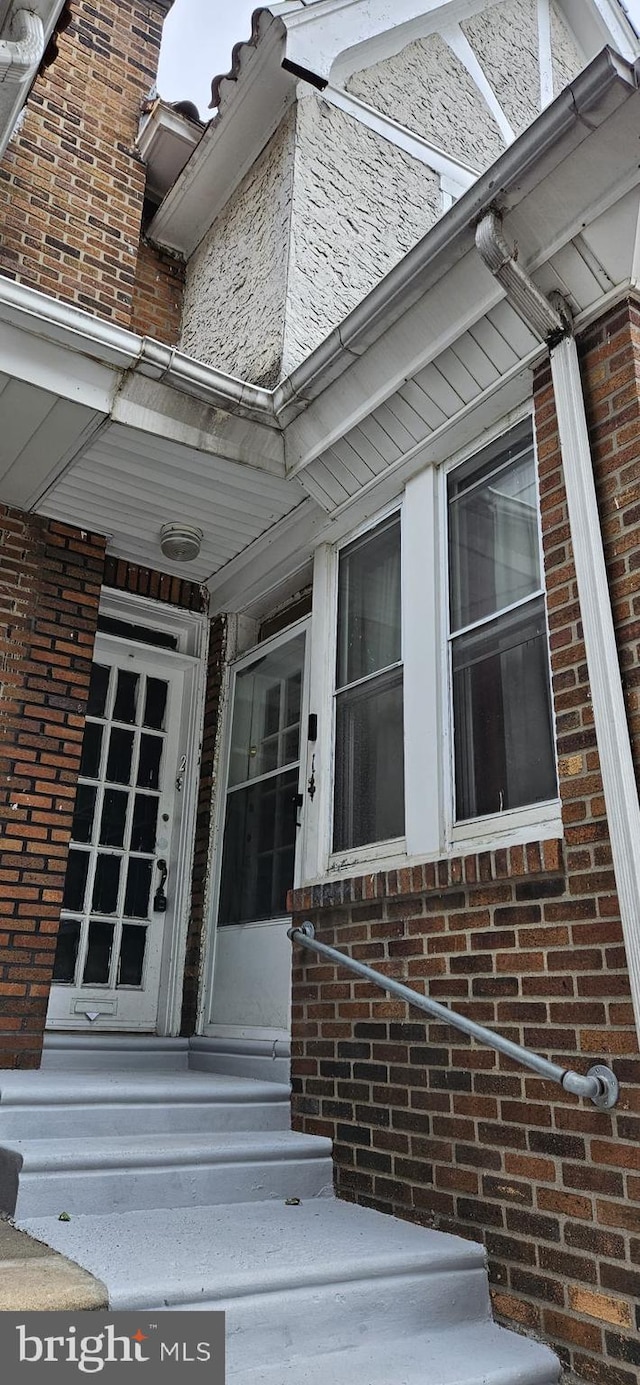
[476,209,640,1043]
[272,47,639,425]
[0,277,277,427]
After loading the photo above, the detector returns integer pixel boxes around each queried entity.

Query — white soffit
[0,374,106,510]
[136,101,203,205]
[37,422,309,582]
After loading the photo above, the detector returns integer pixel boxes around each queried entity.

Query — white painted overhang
[1,48,639,602]
[136,100,204,207]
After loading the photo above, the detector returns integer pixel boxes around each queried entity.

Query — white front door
[205,624,308,1039]
[47,635,189,1031]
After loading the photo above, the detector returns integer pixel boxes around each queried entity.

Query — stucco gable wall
[180,110,296,388]
[550,0,584,95]
[346,30,506,170]
[282,90,441,377]
[461,0,540,137]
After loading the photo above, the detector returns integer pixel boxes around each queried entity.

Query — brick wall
[181,617,226,1035]
[289,297,640,1385]
[0,507,105,1068]
[0,0,182,333]
[130,237,185,344]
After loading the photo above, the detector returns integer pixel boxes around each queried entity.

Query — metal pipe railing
[289,922,619,1110]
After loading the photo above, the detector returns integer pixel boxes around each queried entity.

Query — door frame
[64,587,209,1037]
[197,615,311,1040]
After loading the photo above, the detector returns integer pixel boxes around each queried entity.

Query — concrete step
[41,1035,190,1071]
[0,1070,290,1137]
[20,1200,559,1383]
[0,1130,334,1217]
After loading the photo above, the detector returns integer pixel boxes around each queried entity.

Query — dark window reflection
[63,850,90,912]
[92,854,121,914]
[137,735,162,790]
[83,921,114,985]
[106,728,134,785]
[118,925,147,987]
[53,918,81,983]
[72,784,97,844]
[144,679,168,731]
[124,858,153,919]
[80,723,103,779]
[87,664,110,719]
[100,788,128,848]
[131,795,158,854]
[113,670,139,725]
[218,768,298,925]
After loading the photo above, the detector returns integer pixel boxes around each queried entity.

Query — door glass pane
[131,794,158,854]
[113,669,139,725]
[63,850,90,912]
[452,599,557,819]
[144,678,168,731]
[334,667,405,852]
[83,921,114,985]
[336,515,401,688]
[218,767,299,925]
[106,728,134,785]
[449,446,540,632]
[137,735,162,790]
[52,919,81,983]
[227,635,305,787]
[92,854,121,914]
[118,925,147,987]
[72,785,97,844]
[100,788,128,848]
[87,664,110,718]
[80,723,103,779]
[124,858,153,919]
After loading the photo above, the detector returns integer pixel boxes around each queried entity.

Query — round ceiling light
[160,523,203,563]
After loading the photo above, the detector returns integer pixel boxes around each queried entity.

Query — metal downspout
[476,209,640,1040]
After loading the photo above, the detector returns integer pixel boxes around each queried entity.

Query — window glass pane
[137,735,163,790]
[92,854,121,914]
[80,722,103,779]
[144,678,168,731]
[336,515,401,688]
[227,635,305,787]
[131,794,158,854]
[72,784,97,844]
[113,669,139,725]
[124,858,153,919]
[87,664,110,718]
[218,767,299,925]
[100,788,128,848]
[83,921,114,985]
[106,728,134,785]
[53,919,81,984]
[334,668,405,852]
[452,599,557,820]
[118,925,147,987]
[448,448,540,632]
[63,850,90,912]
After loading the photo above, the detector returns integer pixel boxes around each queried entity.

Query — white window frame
[300,410,562,886]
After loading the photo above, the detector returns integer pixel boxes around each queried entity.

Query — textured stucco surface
[462,0,540,137]
[550,0,584,95]
[180,111,295,387]
[282,91,441,376]
[346,31,505,171]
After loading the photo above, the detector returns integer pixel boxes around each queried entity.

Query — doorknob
[154,858,168,913]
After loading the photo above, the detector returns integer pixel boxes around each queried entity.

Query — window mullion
[403,467,442,858]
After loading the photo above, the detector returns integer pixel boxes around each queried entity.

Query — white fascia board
[205,498,323,612]
[0,1,67,158]
[149,15,295,257]
[324,84,479,186]
[137,102,203,205]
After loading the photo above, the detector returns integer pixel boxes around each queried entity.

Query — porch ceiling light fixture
[160,522,203,562]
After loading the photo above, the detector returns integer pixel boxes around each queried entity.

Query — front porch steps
[0,1048,560,1385]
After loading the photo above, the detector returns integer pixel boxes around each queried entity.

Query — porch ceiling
[36,421,310,583]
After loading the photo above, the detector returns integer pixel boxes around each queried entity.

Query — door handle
[154,858,168,913]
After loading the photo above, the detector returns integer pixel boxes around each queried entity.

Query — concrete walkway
[0,1216,107,1311]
